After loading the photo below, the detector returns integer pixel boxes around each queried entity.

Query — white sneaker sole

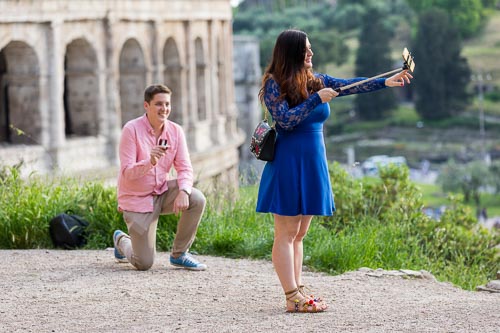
[170,263,207,271]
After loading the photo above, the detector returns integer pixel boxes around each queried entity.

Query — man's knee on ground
[133,257,154,271]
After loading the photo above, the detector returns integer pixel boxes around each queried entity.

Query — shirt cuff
[180,188,192,196]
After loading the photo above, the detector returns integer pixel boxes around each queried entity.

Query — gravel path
[0,250,498,333]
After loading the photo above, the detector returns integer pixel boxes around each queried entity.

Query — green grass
[0,167,128,249]
[417,183,450,207]
[0,164,498,291]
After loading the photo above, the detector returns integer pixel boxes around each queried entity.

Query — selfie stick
[334,48,415,93]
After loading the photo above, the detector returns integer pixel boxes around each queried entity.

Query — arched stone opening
[195,38,206,121]
[163,38,183,125]
[119,38,146,126]
[0,41,41,145]
[64,38,99,137]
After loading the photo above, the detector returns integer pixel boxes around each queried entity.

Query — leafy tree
[481,0,499,8]
[331,3,367,31]
[320,0,414,33]
[405,0,495,38]
[354,7,397,120]
[308,30,349,69]
[233,2,349,69]
[437,159,492,208]
[412,8,471,120]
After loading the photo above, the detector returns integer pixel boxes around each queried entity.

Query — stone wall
[0,0,244,192]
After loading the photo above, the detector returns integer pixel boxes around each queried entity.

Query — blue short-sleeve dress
[256,73,387,216]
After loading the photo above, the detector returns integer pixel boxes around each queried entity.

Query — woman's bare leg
[273,214,326,312]
[293,215,313,287]
[272,214,301,293]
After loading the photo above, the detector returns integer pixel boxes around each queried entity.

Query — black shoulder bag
[249,110,276,161]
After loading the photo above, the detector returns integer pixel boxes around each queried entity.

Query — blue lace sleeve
[263,78,322,131]
[316,73,387,96]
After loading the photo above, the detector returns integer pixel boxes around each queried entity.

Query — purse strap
[264,109,275,127]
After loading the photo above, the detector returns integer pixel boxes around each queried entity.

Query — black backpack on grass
[49,213,89,249]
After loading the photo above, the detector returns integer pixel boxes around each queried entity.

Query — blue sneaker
[113,230,128,263]
[170,252,207,271]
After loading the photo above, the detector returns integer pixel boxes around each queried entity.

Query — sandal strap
[298,285,310,294]
[285,287,299,299]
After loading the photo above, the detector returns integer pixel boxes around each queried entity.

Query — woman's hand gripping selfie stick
[334,48,415,93]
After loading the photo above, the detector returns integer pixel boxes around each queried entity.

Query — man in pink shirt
[113,84,207,271]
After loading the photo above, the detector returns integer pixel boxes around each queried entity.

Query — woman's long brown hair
[258,29,324,107]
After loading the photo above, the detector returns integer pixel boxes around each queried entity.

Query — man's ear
[144,101,149,111]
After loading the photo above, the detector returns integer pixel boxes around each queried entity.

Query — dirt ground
[0,250,498,333]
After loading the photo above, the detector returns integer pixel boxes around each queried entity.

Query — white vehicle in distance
[361,155,407,176]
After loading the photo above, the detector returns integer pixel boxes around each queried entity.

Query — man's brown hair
[144,84,172,103]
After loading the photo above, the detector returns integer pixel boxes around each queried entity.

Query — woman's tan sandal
[285,288,326,313]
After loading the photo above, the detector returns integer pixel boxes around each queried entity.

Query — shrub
[317,163,499,288]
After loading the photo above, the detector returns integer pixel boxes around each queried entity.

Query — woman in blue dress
[256,29,412,312]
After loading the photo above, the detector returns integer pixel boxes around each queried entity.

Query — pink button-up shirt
[117,115,193,213]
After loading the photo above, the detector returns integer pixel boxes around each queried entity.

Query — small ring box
[158,138,168,148]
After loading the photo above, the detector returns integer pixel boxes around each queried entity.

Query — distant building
[233,35,263,184]
[0,0,244,193]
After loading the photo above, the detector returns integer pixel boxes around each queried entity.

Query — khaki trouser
[117,180,206,270]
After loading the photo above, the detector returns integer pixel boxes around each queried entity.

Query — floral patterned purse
[250,111,276,161]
